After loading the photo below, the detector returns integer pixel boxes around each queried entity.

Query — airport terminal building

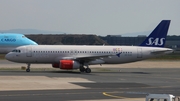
[100,35,180,48]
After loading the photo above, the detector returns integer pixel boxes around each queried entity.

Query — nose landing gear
[26,63,31,72]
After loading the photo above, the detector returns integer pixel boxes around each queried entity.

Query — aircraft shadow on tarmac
[0,70,150,74]
[0,70,151,79]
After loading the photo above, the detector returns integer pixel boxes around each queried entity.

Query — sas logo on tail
[146,37,165,46]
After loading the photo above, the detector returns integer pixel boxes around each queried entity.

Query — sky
[0,0,179,36]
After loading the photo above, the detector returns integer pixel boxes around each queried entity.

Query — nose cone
[5,53,12,61]
[29,40,38,45]
[22,38,38,45]
[26,39,38,45]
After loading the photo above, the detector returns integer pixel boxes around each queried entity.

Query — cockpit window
[12,49,21,53]
[12,50,16,52]
[22,36,26,38]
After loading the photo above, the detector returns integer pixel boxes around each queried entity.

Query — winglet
[139,20,171,47]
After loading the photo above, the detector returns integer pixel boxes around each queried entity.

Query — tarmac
[0,60,180,101]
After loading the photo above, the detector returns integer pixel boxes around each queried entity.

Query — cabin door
[137,48,142,58]
[26,46,32,57]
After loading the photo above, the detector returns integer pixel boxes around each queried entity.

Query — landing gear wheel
[26,63,31,72]
[85,68,91,73]
[26,69,30,72]
[80,67,85,72]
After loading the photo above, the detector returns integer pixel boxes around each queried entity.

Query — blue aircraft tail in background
[139,20,171,47]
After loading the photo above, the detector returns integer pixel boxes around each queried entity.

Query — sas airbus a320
[5,20,173,73]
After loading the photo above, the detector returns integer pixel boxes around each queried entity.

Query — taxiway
[0,60,180,101]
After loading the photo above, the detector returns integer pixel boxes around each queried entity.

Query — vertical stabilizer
[139,20,171,47]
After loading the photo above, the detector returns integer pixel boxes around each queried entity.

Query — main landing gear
[26,63,31,72]
[79,65,91,73]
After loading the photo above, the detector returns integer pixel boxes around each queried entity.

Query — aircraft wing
[61,54,115,62]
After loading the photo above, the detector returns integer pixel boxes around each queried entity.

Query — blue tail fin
[139,20,171,47]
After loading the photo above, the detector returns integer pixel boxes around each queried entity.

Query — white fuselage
[5,45,173,65]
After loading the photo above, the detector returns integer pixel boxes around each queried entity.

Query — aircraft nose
[28,38,38,45]
[5,53,13,61]
[25,39,38,45]
[31,40,38,45]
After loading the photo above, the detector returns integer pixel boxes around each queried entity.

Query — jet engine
[52,60,80,69]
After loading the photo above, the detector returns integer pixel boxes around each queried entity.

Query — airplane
[0,33,38,54]
[5,20,173,73]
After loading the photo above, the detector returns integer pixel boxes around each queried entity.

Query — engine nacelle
[52,60,80,69]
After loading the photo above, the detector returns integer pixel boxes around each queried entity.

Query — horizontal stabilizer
[151,49,173,54]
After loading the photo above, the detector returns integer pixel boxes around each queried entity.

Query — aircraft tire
[85,68,91,73]
[80,67,85,72]
[26,69,30,72]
